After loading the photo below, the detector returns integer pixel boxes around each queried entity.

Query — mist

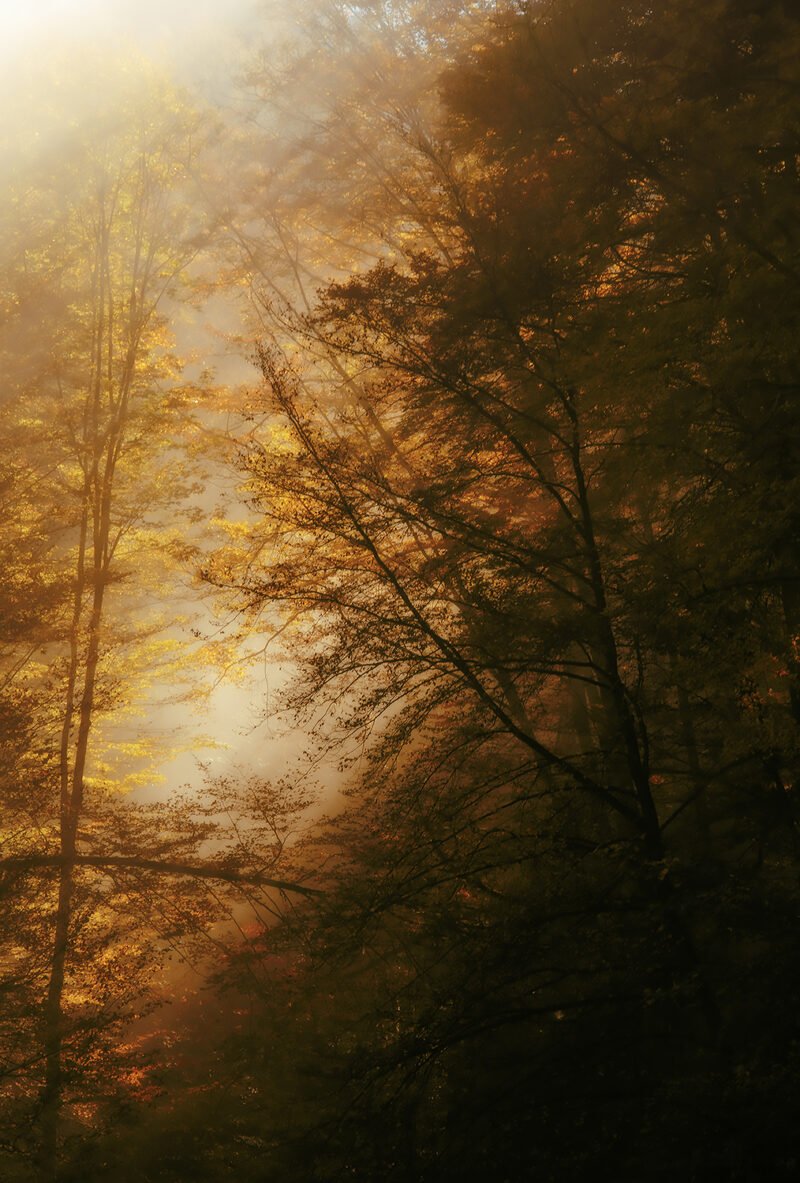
[0,0,258,76]
[2,2,800,1181]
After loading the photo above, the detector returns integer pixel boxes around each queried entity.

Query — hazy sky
[0,0,260,89]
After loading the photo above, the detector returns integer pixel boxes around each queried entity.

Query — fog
[0,0,259,78]
[0,0,320,804]
[5,3,795,1180]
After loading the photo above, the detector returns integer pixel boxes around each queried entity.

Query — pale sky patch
[0,0,260,89]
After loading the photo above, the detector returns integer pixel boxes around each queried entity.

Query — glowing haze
[0,0,306,799]
[0,0,259,86]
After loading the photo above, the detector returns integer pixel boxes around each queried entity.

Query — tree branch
[0,854,322,897]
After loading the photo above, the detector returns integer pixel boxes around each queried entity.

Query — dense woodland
[2,0,800,1179]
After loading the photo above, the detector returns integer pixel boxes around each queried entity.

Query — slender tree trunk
[41,613,111,1173]
[39,863,74,1181]
[40,589,108,1176]
[566,409,662,857]
[38,215,116,1176]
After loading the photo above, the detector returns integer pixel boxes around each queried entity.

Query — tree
[201,1,800,1179]
[0,60,235,1178]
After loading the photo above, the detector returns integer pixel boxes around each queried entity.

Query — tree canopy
[2,2,800,1180]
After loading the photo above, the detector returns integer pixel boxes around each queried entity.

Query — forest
[1,0,799,1179]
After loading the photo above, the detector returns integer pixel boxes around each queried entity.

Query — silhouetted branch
[0,854,322,897]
